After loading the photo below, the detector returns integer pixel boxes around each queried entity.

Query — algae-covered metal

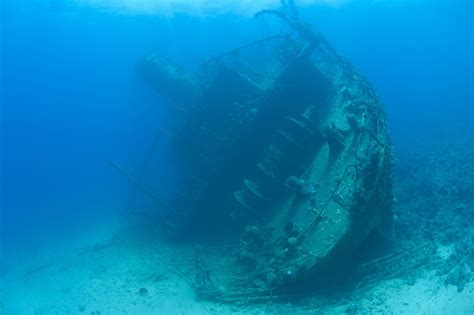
[137,4,393,301]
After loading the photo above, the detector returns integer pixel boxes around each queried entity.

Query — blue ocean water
[1,0,473,313]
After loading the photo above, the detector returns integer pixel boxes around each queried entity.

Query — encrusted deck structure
[137,3,394,302]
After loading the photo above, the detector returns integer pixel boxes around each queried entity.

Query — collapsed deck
[136,8,393,301]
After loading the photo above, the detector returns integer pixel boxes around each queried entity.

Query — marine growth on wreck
[136,1,394,302]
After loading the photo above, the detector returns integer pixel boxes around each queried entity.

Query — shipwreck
[133,1,394,302]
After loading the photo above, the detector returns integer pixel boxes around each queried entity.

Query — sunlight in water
[74,0,350,16]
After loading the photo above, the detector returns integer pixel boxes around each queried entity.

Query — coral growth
[395,136,474,291]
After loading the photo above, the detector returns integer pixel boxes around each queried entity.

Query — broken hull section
[137,30,393,298]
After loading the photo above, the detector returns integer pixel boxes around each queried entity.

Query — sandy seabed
[1,213,473,315]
